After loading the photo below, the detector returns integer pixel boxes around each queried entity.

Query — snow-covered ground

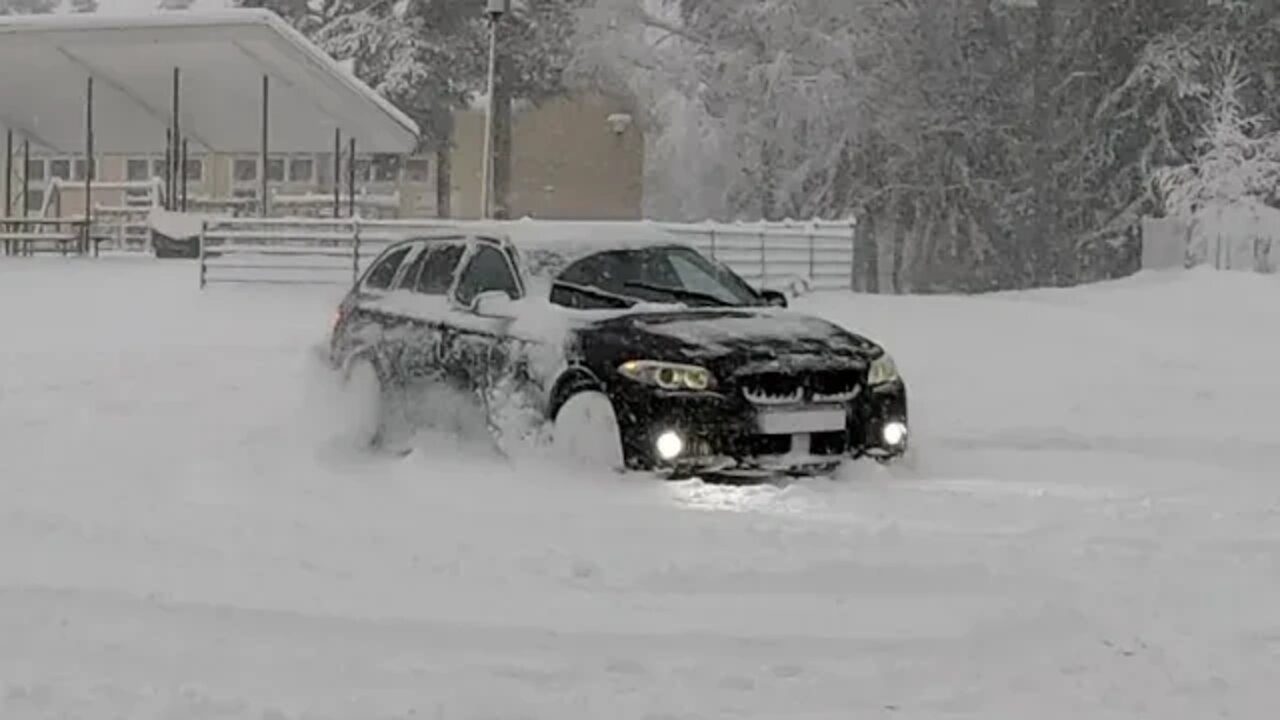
[2,257,1278,719]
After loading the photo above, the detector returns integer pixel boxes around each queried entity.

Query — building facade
[4,92,644,222]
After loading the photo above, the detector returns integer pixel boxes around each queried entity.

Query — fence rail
[0,217,93,256]
[188,215,857,292]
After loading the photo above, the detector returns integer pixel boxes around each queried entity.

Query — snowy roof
[398,219,694,279]
[476,220,685,251]
[480,220,691,271]
[0,9,419,154]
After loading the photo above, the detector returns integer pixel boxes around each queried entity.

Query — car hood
[584,307,880,375]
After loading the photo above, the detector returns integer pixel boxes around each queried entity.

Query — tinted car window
[395,245,429,291]
[455,244,520,306]
[415,243,465,295]
[363,245,413,290]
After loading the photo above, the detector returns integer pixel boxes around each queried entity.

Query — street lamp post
[479,0,509,219]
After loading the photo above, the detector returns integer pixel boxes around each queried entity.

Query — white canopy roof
[0,9,420,155]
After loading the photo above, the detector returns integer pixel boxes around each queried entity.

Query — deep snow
[1,257,1278,719]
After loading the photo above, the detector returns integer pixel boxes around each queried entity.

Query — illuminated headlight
[655,430,684,460]
[868,353,900,386]
[882,421,908,446]
[617,360,715,391]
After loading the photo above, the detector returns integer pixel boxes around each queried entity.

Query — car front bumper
[611,379,909,477]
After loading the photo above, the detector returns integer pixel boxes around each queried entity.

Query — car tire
[551,390,626,473]
[340,355,392,451]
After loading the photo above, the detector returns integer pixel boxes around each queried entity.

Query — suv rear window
[363,245,413,290]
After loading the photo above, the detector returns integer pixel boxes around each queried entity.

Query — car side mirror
[471,290,518,319]
[759,289,788,308]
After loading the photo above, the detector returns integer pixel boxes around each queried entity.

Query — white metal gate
[193,216,857,291]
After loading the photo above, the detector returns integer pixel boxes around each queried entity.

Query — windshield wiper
[552,280,636,307]
[622,281,734,307]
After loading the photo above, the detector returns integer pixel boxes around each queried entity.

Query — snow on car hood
[609,308,880,366]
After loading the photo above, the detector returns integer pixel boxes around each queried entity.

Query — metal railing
[0,217,93,256]
[193,215,857,292]
[198,216,372,287]
[660,219,856,292]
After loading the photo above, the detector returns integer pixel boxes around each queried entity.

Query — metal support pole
[333,128,341,218]
[3,129,10,256]
[84,74,94,256]
[171,66,180,213]
[352,221,361,284]
[21,139,29,218]
[849,219,857,291]
[180,138,189,212]
[164,128,172,210]
[198,220,207,289]
[4,129,11,218]
[346,136,356,217]
[260,74,270,217]
[479,14,499,219]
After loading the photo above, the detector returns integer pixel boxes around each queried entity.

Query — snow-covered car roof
[467,220,697,280]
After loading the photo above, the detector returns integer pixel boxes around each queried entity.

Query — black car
[328,223,908,480]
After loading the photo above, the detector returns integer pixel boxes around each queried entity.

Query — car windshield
[550,245,763,309]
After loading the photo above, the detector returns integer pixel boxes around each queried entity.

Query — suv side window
[415,243,466,295]
[394,244,430,291]
[454,244,520,307]
[363,244,413,290]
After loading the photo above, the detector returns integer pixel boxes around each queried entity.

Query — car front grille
[738,368,862,405]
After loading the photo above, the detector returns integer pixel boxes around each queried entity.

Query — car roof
[398,220,697,279]
[476,220,686,253]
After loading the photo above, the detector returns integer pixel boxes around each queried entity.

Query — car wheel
[340,356,390,451]
[551,390,626,473]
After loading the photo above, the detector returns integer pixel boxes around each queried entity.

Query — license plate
[756,407,847,434]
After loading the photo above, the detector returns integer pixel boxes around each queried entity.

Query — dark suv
[329,223,908,480]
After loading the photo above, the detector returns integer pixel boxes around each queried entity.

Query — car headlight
[868,353,900,386]
[617,360,715,391]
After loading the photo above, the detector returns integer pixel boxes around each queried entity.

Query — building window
[267,157,286,183]
[185,158,204,182]
[371,154,400,182]
[354,157,371,184]
[233,157,258,182]
[25,158,45,182]
[25,189,44,212]
[288,157,314,183]
[49,159,71,180]
[72,157,96,181]
[404,156,431,183]
[126,158,150,182]
[315,153,333,186]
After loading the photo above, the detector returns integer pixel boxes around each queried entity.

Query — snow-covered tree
[576,0,884,222]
